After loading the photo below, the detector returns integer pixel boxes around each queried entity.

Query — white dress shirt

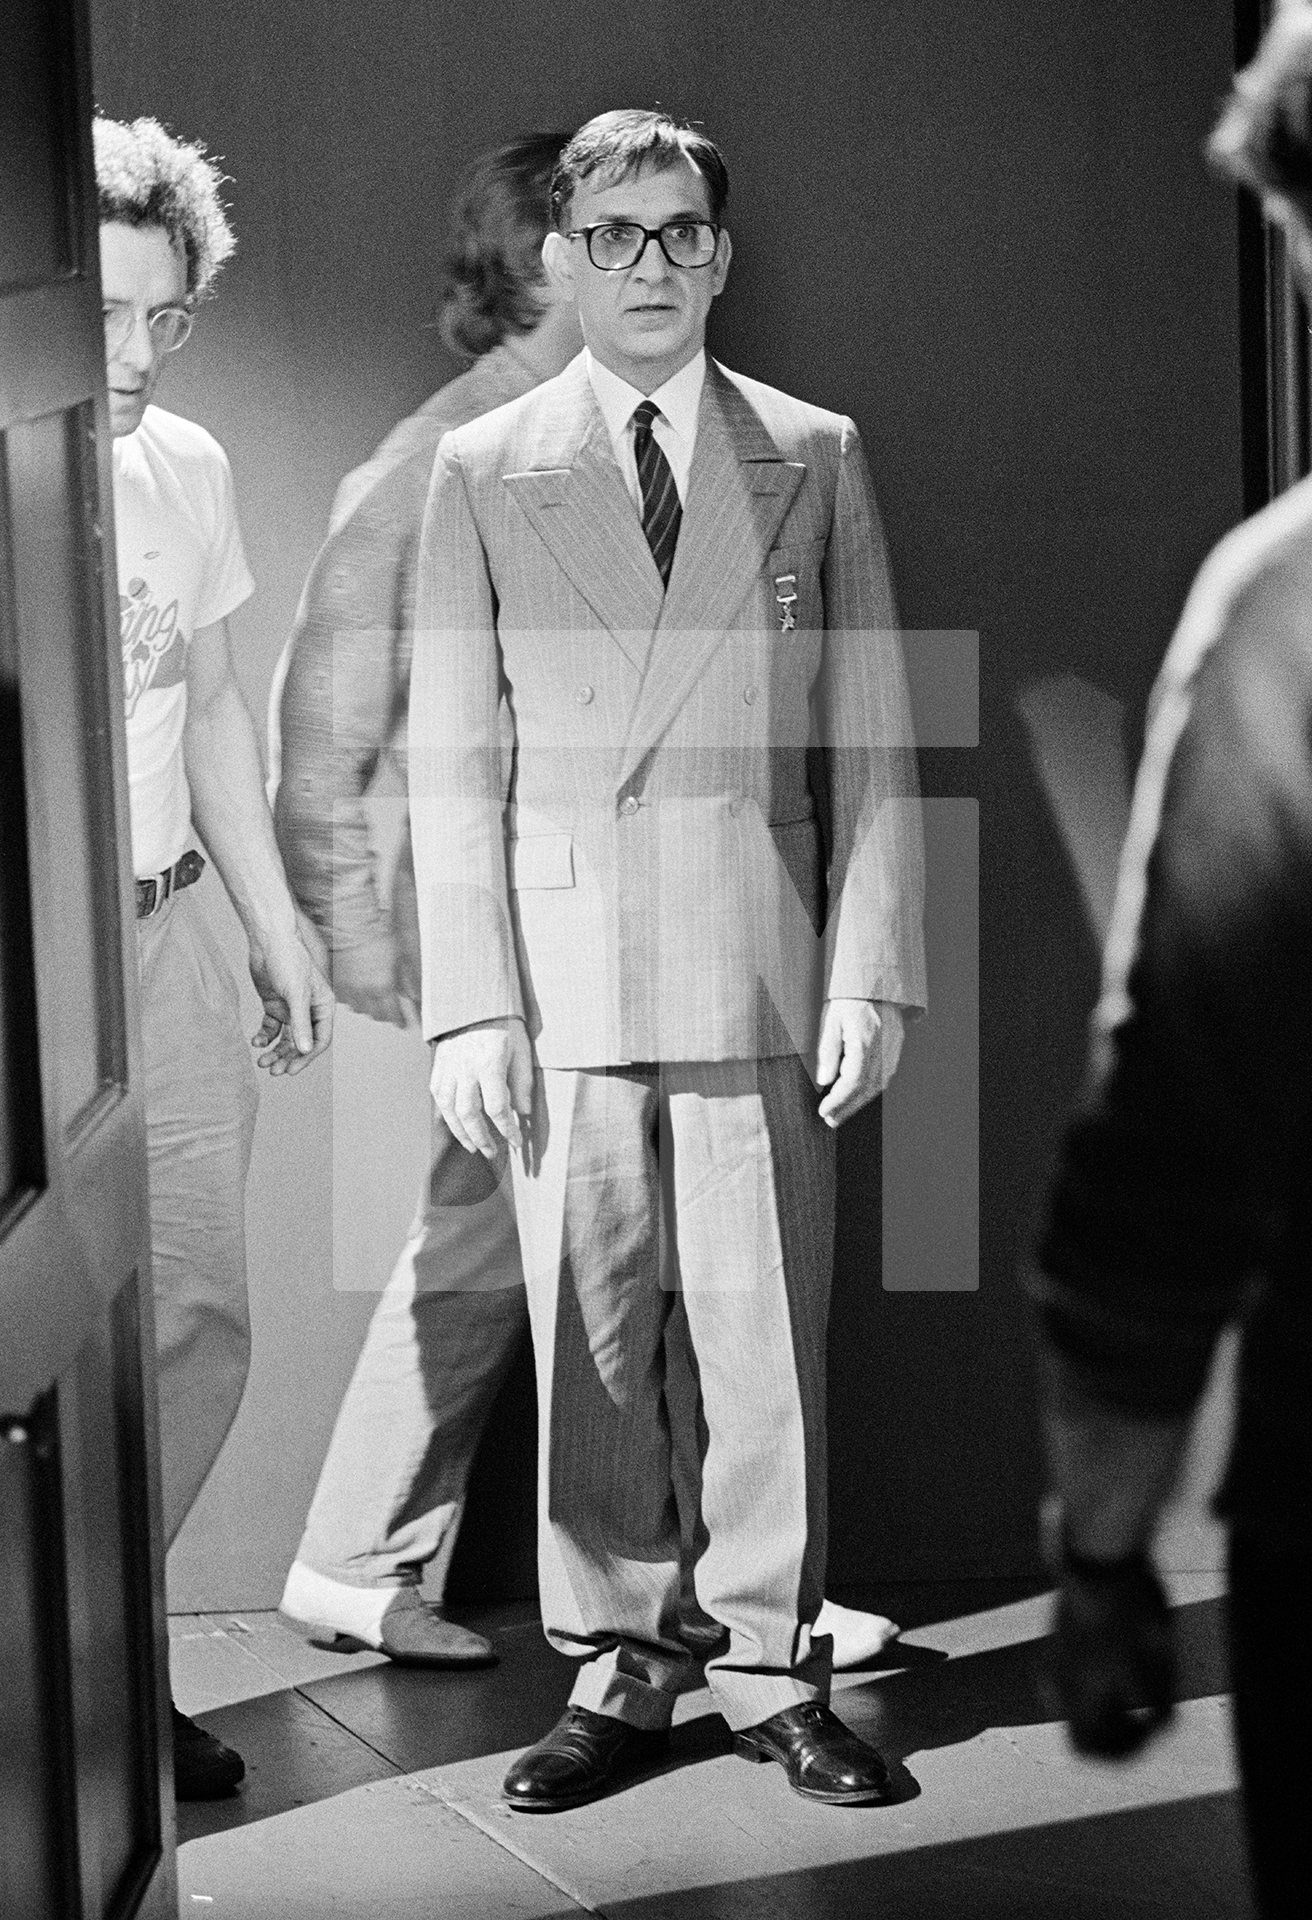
[585,348,706,513]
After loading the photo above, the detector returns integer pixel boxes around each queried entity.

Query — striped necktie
[632,398,681,587]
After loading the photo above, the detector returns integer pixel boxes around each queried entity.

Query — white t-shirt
[113,405,254,876]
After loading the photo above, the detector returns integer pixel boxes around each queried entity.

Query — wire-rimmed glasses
[102,302,195,354]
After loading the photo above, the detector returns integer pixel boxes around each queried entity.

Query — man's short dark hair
[549,110,729,231]
[440,132,571,361]
[93,115,235,299]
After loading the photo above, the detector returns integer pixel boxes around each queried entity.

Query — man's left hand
[249,924,335,1074]
[816,999,904,1127]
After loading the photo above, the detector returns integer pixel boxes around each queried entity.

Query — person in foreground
[409,109,925,1811]
[1030,10,1312,1911]
[95,115,333,1799]
[273,132,901,1679]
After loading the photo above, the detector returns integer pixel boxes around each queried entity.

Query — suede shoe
[312,1603,495,1669]
[733,1702,893,1805]
[352,1604,495,1668]
[281,1565,497,1668]
[503,1707,670,1811]
[171,1705,244,1800]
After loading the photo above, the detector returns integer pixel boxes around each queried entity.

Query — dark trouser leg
[1227,1527,1312,1919]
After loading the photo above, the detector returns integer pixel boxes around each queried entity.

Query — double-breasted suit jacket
[408,352,926,1069]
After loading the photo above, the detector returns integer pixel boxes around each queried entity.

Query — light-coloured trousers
[295,1116,717,1637]
[295,1123,528,1596]
[139,877,259,1545]
[513,1054,837,1733]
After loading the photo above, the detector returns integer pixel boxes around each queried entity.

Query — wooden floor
[171,1573,1253,1918]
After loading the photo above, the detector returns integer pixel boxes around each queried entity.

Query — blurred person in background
[273,132,577,1669]
[1031,8,1312,1912]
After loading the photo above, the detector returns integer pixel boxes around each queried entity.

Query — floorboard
[177,1774,585,1918]
[170,1576,1255,1918]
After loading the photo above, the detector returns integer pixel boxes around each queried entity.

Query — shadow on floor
[840,1595,1229,1766]
[600,1791,1255,1919]
[177,1595,1231,1846]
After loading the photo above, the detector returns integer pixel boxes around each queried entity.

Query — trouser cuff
[710,1674,829,1734]
[568,1652,684,1730]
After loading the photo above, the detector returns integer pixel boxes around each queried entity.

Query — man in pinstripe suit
[408,109,926,1810]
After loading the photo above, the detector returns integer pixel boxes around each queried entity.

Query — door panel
[0,1,175,1915]
[5,405,127,1137]
[0,0,77,293]
[0,1396,82,1919]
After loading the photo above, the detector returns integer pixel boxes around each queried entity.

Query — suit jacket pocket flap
[767,538,827,570]
[510,831,575,890]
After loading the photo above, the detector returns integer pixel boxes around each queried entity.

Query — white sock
[816,1600,901,1668]
[279,1561,398,1644]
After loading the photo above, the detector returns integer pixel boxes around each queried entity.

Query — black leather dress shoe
[503,1707,670,1811]
[734,1702,893,1805]
[171,1705,245,1800]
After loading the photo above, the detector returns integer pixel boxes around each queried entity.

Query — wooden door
[0,2,175,1916]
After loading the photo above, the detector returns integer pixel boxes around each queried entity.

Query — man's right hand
[431,1015,533,1158]
[332,935,410,1029]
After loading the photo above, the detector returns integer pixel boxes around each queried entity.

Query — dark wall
[92,0,1244,1600]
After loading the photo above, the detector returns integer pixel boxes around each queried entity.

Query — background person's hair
[549,109,729,231]
[93,114,235,300]
[439,132,571,361]
[1210,0,1312,226]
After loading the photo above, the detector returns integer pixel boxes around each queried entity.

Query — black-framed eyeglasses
[567,220,720,272]
[102,301,195,354]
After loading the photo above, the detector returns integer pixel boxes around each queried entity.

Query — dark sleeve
[1034,591,1312,1417]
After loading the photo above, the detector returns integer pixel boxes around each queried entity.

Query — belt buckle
[136,851,203,919]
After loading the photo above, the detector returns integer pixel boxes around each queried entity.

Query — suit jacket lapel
[501,358,663,671]
[616,362,806,791]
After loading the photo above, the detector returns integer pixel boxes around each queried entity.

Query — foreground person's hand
[1047,1545,1176,1759]
[431,1015,533,1158]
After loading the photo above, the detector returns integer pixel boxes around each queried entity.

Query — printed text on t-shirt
[121,574,185,717]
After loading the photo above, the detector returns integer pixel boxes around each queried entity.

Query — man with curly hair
[95,113,333,1799]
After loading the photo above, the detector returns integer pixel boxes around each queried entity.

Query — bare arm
[186,616,334,1073]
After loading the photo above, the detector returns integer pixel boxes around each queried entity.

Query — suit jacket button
[743,685,758,705]
[576,685,594,704]
[619,795,640,817]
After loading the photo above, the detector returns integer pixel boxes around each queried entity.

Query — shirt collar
[586,347,707,443]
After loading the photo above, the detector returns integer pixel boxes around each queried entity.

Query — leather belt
[136,849,205,919]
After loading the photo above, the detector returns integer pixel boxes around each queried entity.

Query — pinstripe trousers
[511,1052,837,1732]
